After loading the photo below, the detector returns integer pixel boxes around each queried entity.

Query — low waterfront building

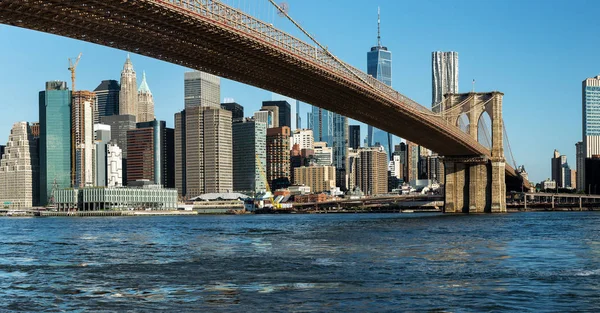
[295,193,327,203]
[53,185,177,211]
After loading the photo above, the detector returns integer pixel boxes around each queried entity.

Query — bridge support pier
[443,155,506,213]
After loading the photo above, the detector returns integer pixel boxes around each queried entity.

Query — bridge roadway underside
[0,0,521,181]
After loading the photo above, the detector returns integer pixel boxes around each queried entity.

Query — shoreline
[2,206,599,218]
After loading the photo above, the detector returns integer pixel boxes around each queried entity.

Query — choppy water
[1,212,599,312]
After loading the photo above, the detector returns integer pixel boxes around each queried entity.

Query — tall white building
[119,54,138,119]
[583,75,600,158]
[107,142,123,187]
[0,122,38,208]
[291,129,314,150]
[432,51,459,112]
[137,71,154,123]
[72,91,96,188]
[184,71,220,109]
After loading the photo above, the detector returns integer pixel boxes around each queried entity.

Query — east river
[1,212,599,312]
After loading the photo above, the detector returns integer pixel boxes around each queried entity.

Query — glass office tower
[366,8,393,158]
[39,81,72,205]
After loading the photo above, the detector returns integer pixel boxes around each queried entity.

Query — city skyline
[0,0,598,183]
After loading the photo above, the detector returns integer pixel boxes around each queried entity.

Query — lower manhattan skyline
[0,0,598,184]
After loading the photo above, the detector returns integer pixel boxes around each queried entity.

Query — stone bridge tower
[441,92,506,213]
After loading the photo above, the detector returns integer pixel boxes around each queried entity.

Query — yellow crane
[68,52,82,92]
[255,154,281,209]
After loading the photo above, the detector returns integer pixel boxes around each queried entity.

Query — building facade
[232,119,267,193]
[107,143,123,187]
[94,80,120,118]
[71,91,96,188]
[332,113,349,189]
[0,122,39,208]
[253,110,274,128]
[576,141,584,191]
[431,51,459,112]
[583,76,600,158]
[313,142,333,166]
[293,166,336,194]
[137,72,155,123]
[266,126,291,189]
[39,81,71,205]
[221,102,244,122]
[290,129,314,150]
[203,108,233,193]
[126,120,175,187]
[101,114,136,184]
[185,71,220,109]
[585,156,600,194]
[53,185,178,211]
[262,100,291,128]
[349,125,361,149]
[94,124,111,187]
[119,55,138,119]
[355,146,388,195]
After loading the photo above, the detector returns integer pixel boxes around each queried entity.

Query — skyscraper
[184,71,220,109]
[0,122,39,208]
[310,106,333,144]
[355,146,388,196]
[119,55,138,119]
[366,8,393,157]
[576,141,584,191]
[232,119,267,193]
[202,107,232,193]
[94,124,112,187]
[551,150,571,189]
[137,71,155,123]
[349,125,361,149]
[71,91,96,188]
[296,100,301,130]
[221,102,244,122]
[176,77,233,198]
[266,126,291,190]
[431,51,459,112]
[126,120,174,187]
[583,75,600,158]
[94,80,120,118]
[406,140,419,183]
[332,113,348,189]
[39,81,71,205]
[101,114,136,184]
[262,100,292,128]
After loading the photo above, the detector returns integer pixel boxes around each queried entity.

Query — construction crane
[68,52,82,92]
[255,154,282,209]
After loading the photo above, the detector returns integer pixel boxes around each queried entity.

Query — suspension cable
[503,121,518,168]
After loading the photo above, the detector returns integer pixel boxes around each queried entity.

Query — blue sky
[0,0,597,183]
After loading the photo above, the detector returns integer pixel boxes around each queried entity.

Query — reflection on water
[0,212,599,312]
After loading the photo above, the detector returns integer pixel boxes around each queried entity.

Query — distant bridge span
[0,0,528,208]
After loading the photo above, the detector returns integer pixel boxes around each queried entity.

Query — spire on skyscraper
[138,71,151,94]
[377,7,381,47]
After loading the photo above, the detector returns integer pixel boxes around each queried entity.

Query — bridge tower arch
[441,92,506,213]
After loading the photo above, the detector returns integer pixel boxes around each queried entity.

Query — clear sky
[0,0,598,183]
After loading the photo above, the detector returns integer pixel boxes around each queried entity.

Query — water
[1,212,599,312]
